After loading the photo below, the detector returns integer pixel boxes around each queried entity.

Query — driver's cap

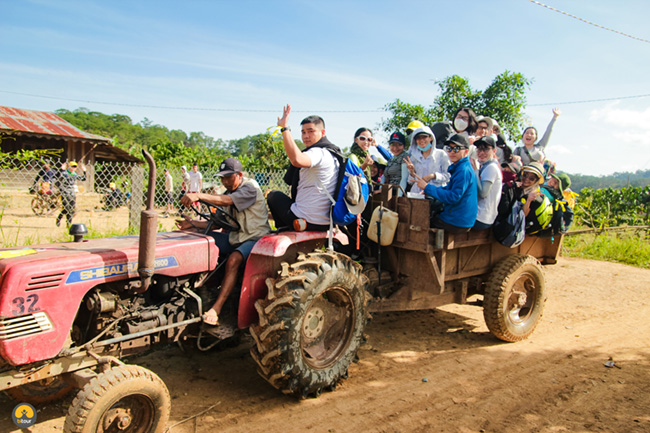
[217,158,243,177]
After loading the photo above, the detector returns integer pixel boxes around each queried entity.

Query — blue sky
[2,0,650,176]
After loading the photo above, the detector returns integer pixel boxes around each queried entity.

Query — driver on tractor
[177,157,271,326]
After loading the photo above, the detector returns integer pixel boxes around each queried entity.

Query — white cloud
[589,102,650,130]
[612,131,650,147]
[547,144,572,155]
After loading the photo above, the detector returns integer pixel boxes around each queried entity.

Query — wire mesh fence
[0,158,289,247]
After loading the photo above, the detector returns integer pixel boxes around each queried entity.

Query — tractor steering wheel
[191,199,241,232]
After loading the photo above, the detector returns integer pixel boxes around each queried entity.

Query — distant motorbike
[30,182,61,216]
[100,187,129,211]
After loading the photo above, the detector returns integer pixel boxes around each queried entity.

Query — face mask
[454,118,468,132]
[418,143,432,152]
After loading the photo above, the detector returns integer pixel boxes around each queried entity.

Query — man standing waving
[267,104,341,231]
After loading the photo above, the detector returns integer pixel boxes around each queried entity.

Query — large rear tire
[250,251,369,398]
[63,365,170,433]
[483,254,546,342]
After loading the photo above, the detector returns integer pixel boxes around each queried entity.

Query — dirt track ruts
[1,256,649,433]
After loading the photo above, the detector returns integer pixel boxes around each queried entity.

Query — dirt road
[2,256,649,433]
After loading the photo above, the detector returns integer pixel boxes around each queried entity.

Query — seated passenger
[406,126,450,195]
[178,158,271,326]
[382,131,409,195]
[410,134,478,234]
[348,127,376,183]
[475,116,493,139]
[452,107,479,139]
[370,161,385,194]
[542,171,575,233]
[501,159,522,184]
[519,162,553,235]
[267,105,341,231]
[473,137,503,230]
[513,108,561,166]
[547,171,577,208]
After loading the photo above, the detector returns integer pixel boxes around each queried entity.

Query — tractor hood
[0,231,218,365]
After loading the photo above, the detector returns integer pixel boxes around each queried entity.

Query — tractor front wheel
[250,251,369,398]
[63,365,170,433]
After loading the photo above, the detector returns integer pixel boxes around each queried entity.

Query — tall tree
[381,71,531,141]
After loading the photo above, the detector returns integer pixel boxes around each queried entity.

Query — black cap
[444,134,470,148]
[216,158,243,176]
[474,136,496,148]
[388,131,406,145]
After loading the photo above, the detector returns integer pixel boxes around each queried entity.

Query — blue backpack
[324,151,370,226]
[493,200,526,248]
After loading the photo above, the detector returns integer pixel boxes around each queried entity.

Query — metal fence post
[129,165,145,231]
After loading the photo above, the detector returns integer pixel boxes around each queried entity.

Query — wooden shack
[0,105,142,164]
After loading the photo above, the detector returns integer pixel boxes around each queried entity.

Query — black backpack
[493,181,526,248]
[493,200,526,248]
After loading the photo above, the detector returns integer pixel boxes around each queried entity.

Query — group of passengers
[176,104,572,327]
[374,106,573,236]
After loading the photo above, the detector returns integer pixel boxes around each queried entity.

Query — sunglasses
[356,136,374,142]
[444,145,466,153]
[523,173,539,181]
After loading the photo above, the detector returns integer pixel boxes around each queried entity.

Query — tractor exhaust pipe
[137,150,158,293]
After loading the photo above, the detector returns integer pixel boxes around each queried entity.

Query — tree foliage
[56,108,293,171]
[235,133,291,171]
[570,170,650,191]
[381,71,532,140]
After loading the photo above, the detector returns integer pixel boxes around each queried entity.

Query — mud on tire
[249,250,370,398]
[483,254,546,342]
[63,364,170,433]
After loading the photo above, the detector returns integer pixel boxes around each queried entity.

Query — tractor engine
[71,275,198,349]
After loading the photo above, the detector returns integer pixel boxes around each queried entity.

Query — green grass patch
[562,230,650,269]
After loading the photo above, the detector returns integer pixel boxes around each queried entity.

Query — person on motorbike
[105,182,125,210]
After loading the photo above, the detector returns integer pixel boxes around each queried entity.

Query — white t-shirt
[291,147,339,226]
[188,170,202,193]
[476,161,503,225]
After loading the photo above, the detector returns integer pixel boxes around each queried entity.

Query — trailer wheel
[5,377,74,404]
[483,254,546,342]
[63,365,170,433]
[250,251,369,398]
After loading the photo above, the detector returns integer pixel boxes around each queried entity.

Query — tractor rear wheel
[63,365,170,433]
[250,251,369,398]
[483,254,546,342]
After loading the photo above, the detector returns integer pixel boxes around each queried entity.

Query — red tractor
[0,152,561,432]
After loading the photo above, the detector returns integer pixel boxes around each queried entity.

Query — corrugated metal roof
[0,106,111,143]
